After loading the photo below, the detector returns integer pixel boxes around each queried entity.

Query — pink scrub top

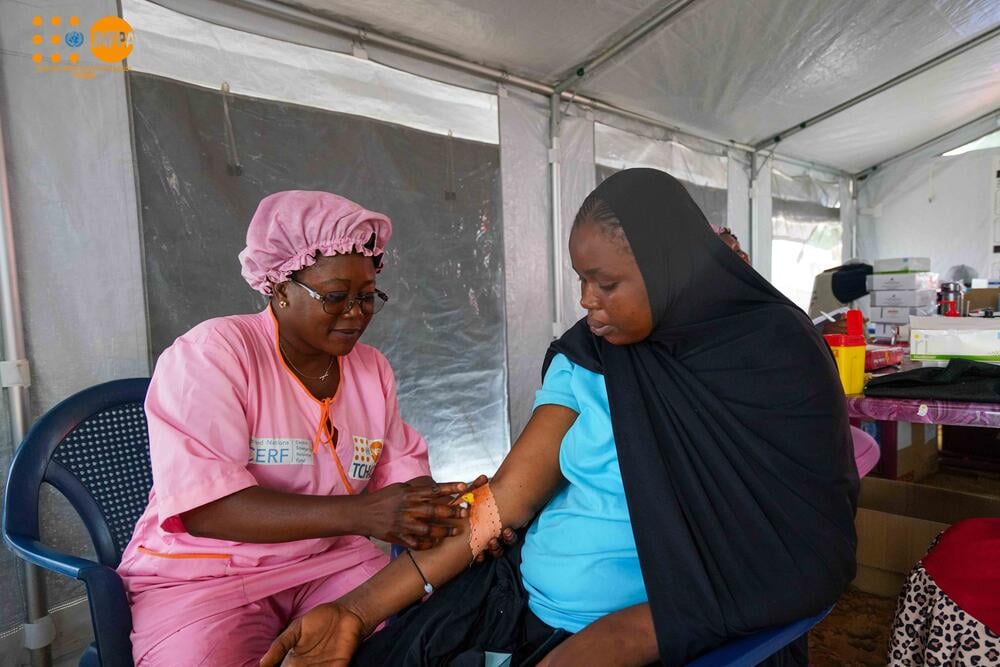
[118,306,430,599]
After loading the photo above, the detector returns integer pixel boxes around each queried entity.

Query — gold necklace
[279,341,335,381]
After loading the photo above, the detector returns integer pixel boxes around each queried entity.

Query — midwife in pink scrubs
[118,191,468,666]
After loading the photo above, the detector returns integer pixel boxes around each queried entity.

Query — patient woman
[263,169,859,667]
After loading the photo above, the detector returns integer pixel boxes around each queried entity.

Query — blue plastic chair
[686,607,831,666]
[3,378,152,667]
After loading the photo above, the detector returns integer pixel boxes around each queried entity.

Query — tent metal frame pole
[0,93,53,667]
[223,0,846,174]
[549,93,564,337]
[552,0,700,94]
[755,24,1000,151]
[855,107,1000,180]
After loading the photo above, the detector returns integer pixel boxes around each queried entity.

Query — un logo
[65,31,84,48]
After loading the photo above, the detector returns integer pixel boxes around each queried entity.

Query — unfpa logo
[89,16,135,62]
[31,14,134,72]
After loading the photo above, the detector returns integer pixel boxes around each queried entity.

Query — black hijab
[545,168,858,665]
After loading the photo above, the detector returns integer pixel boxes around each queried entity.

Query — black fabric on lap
[352,539,568,667]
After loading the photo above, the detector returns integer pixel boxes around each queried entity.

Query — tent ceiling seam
[855,107,1000,181]
[551,0,701,94]
[756,24,1000,152]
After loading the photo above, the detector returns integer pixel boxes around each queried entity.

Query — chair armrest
[77,565,134,667]
[4,533,136,666]
[4,533,102,579]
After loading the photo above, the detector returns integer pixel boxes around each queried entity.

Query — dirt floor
[810,586,897,666]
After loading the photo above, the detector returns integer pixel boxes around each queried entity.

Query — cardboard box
[965,288,1000,312]
[854,477,1000,596]
[855,421,938,481]
[872,305,937,324]
[873,289,936,308]
[874,257,931,274]
[866,272,939,292]
[909,315,1000,361]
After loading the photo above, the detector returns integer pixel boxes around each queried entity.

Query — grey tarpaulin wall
[131,72,509,482]
[1,0,148,655]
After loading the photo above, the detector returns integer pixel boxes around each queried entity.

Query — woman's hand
[360,479,469,550]
[454,475,519,563]
[260,603,365,667]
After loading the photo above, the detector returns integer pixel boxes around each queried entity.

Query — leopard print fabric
[888,562,1000,666]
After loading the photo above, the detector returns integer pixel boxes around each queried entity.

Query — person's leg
[290,549,388,617]
[138,592,291,667]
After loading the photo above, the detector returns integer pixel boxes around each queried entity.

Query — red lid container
[823,310,865,347]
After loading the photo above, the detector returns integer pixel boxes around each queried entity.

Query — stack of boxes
[867,258,938,342]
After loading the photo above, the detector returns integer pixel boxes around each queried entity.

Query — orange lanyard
[314,397,354,495]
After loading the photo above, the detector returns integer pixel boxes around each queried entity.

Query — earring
[279,300,288,309]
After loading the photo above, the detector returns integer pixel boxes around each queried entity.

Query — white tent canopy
[178,0,1000,174]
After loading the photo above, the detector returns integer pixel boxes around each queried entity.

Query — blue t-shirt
[520,353,648,632]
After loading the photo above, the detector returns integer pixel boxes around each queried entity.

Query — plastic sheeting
[263,0,1000,173]
[580,0,1000,166]
[771,159,841,208]
[858,146,998,283]
[556,113,595,334]
[499,88,552,439]
[130,71,508,483]
[778,36,1000,172]
[595,123,728,190]
[770,158,842,311]
[0,0,147,648]
[281,0,659,81]
[125,0,499,144]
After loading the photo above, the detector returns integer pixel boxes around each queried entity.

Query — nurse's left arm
[537,603,658,667]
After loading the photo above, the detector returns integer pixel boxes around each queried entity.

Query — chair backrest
[4,378,152,568]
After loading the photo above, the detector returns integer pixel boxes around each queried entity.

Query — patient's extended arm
[260,404,577,667]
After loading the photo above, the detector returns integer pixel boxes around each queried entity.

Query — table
[847,395,1000,478]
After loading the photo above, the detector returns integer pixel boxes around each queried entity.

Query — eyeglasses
[290,279,389,316]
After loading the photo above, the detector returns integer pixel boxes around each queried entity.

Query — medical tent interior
[1,0,999,664]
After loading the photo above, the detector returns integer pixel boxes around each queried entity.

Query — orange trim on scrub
[268,305,354,494]
[137,546,230,559]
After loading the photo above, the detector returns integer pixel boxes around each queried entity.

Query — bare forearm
[339,405,577,630]
[341,520,477,633]
[181,486,364,542]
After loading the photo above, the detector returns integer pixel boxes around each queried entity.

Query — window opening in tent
[941,128,1000,157]
[771,201,842,312]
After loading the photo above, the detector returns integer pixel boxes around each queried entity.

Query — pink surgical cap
[239,191,392,296]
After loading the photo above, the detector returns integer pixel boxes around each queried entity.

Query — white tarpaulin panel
[595,123,728,189]
[581,0,999,152]
[284,0,659,80]
[858,147,998,283]
[143,0,1000,173]
[499,88,552,439]
[779,37,1000,172]
[125,0,499,143]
